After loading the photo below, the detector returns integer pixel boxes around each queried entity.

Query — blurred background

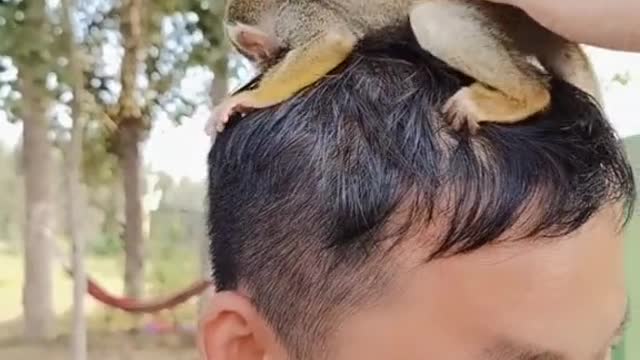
[0,0,637,359]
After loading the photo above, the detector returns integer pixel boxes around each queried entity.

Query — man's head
[200,27,635,360]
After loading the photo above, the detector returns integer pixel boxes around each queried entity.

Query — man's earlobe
[198,290,283,360]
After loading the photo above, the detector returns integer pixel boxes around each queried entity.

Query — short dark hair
[207,26,635,359]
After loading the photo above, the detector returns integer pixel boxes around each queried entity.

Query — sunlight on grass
[622,217,640,360]
[0,249,200,342]
[0,253,123,324]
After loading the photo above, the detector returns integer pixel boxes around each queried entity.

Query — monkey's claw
[443,88,482,134]
[205,96,252,135]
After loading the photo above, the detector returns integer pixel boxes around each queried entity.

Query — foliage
[612,71,632,86]
[623,135,640,193]
[0,0,232,185]
[0,0,60,123]
[148,241,199,296]
[2,0,230,261]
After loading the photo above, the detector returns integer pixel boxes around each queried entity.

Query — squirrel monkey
[205,0,601,134]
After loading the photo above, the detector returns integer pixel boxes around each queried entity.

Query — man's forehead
[393,204,627,360]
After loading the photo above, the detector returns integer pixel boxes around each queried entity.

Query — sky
[1,47,639,182]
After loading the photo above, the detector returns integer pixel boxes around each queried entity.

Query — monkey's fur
[206,0,601,134]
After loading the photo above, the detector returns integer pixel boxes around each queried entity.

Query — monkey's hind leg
[207,31,356,134]
[410,0,551,132]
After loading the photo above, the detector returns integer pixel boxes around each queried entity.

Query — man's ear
[198,290,285,360]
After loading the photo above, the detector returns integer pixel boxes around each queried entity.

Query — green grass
[621,216,640,359]
[0,254,123,325]
[620,134,640,359]
[0,251,200,341]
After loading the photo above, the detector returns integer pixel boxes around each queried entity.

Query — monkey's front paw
[205,95,252,135]
[442,88,483,134]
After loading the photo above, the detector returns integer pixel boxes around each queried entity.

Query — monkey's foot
[442,87,483,134]
[442,83,551,134]
[205,95,254,135]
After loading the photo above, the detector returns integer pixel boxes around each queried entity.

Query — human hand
[488,0,640,51]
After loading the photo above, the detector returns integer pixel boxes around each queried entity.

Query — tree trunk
[20,75,55,341]
[63,121,87,360]
[60,0,87,357]
[119,0,144,120]
[118,0,146,299]
[118,123,145,299]
[64,139,87,359]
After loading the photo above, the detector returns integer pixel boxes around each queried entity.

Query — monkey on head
[205,0,601,135]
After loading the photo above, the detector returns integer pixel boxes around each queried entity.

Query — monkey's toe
[210,100,242,133]
[443,89,482,134]
[210,93,261,133]
[449,113,480,134]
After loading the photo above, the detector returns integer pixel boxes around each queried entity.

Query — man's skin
[199,204,627,359]
[489,0,640,51]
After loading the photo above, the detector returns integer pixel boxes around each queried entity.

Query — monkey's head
[224,0,284,69]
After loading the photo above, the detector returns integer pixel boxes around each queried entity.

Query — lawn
[621,215,640,359]
[0,253,124,324]
[0,252,200,359]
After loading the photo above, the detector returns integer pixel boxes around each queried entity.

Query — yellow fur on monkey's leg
[206,30,356,134]
[443,82,551,132]
[410,0,551,132]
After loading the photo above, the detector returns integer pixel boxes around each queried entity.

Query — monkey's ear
[227,24,280,64]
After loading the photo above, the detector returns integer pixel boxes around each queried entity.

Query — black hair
[207,25,635,359]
